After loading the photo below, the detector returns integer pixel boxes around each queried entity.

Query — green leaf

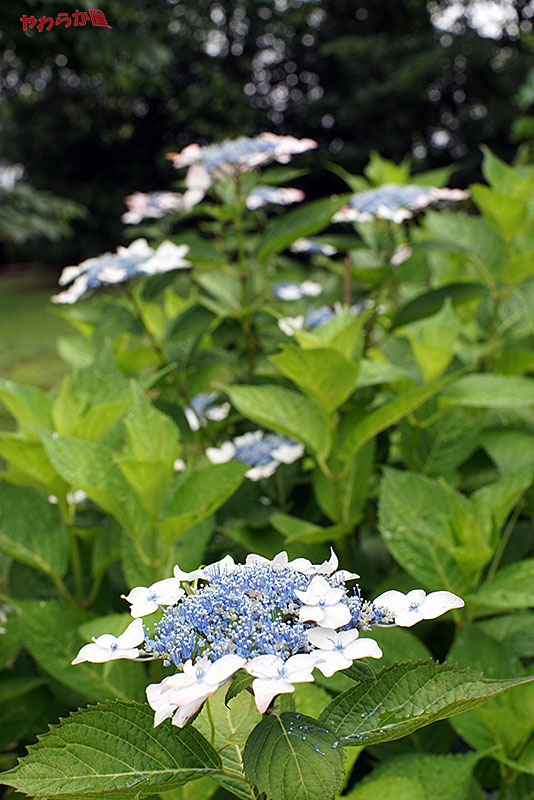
[390,283,486,330]
[227,384,331,461]
[52,349,133,441]
[482,429,534,474]
[313,439,375,524]
[443,374,534,408]
[195,271,242,313]
[294,311,367,362]
[196,686,260,800]
[447,625,534,758]
[115,385,179,517]
[159,463,247,544]
[165,302,216,339]
[292,683,333,718]
[470,184,527,241]
[339,372,456,461]
[344,752,479,800]
[0,482,68,579]
[270,512,352,544]
[225,670,254,707]
[0,378,53,427]
[411,164,456,187]
[36,429,151,539]
[319,660,534,746]
[3,700,222,799]
[344,775,425,800]
[364,152,411,185]
[480,145,533,197]
[343,661,377,682]
[369,626,432,668]
[423,211,505,284]
[467,559,534,610]
[478,612,534,659]
[258,196,347,261]
[396,299,460,382]
[399,406,483,478]
[378,468,468,592]
[270,347,359,415]
[355,359,411,388]
[0,675,47,703]
[243,712,344,800]
[470,466,533,534]
[0,434,67,495]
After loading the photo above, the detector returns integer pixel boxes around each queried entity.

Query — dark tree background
[1,0,533,268]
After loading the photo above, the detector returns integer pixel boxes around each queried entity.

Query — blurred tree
[0,0,532,268]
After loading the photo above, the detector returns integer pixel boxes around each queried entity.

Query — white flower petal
[344,637,383,661]
[127,599,159,618]
[394,607,424,628]
[234,430,263,447]
[246,654,284,679]
[270,442,304,464]
[252,677,294,713]
[71,642,112,665]
[245,461,278,480]
[116,619,145,648]
[206,441,235,464]
[320,603,352,629]
[420,591,464,620]
[173,564,204,581]
[172,698,206,727]
[313,651,352,677]
[299,605,325,623]
[372,589,409,616]
[205,654,247,684]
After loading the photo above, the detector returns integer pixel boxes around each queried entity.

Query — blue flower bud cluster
[144,562,373,667]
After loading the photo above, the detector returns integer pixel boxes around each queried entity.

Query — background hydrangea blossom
[206,430,304,480]
[0,162,24,191]
[72,549,464,727]
[246,185,305,210]
[183,392,231,432]
[290,238,338,256]
[166,133,317,209]
[122,191,184,224]
[51,238,191,303]
[333,184,469,223]
[272,280,322,301]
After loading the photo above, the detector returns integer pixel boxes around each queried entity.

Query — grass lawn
[0,269,70,428]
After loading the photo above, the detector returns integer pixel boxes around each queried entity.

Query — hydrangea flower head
[333,184,469,224]
[122,191,184,224]
[184,392,231,432]
[272,280,322,301]
[206,430,304,480]
[167,133,317,209]
[51,239,191,303]
[246,185,305,210]
[290,238,338,256]
[0,162,24,191]
[72,549,463,727]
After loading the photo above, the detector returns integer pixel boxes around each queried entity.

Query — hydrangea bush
[1,139,534,800]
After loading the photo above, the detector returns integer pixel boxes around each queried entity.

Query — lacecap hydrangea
[72,549,464,728]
